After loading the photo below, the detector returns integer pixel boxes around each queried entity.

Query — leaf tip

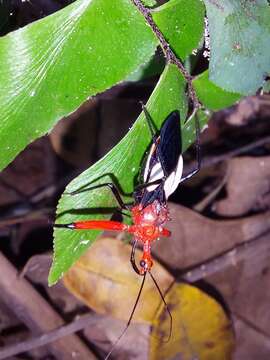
[48,261,62,287]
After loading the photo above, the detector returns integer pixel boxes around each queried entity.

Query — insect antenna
[104,272,147,360]
[140,101,157,137]
[149,271,172,343]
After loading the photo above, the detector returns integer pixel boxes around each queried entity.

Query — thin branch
[0,313,101,359]
[234,312,270,342]
[0,208,51,228]
[184,134,270,177]
[0,252,96,359]
[203,135,270,168]
[131,0,200,110]
[193,170,229,212]
[180,228,270,283]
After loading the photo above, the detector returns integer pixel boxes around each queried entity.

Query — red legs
[104,272,147,360]
[54,220,129,232]
[55,183,129,229]
[56,221,172,360]
[130,241,173,333]
[67,182,130,211]
[180,113,201,183]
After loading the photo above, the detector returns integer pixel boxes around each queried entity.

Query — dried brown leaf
[153,202,270,270]
[215,156,270,216]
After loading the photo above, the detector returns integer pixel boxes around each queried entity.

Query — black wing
[158,111,182,177]
[134,111,182,207]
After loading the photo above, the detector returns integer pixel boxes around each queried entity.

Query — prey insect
[55,104,201,359]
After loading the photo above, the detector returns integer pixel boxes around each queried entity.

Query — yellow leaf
[63,237,174,323]
[150,283,235,360]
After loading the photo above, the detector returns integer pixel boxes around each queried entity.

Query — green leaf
[153,0,205,60]
[204,0,270,95]
[127,0,205,82]
[193,70,242,110]
[0,0,157,171]
[0,0,204,172]
[126,54,165,82]
[49,64,209,286]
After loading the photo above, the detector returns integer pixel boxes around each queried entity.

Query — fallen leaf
[150,283,234,360]
[233,316,270,360]
[83,315,149,360]
[225,95,270,126]
[152,202,270,270]
[204,229,270,359]
[63,237,174,323]
[214,156,270,216]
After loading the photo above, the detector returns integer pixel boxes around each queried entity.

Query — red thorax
[128,200,171,274]
[72,200,171,275]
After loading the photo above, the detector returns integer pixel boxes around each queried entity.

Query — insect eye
[140,260,146,268]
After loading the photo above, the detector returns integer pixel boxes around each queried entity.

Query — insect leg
[130,239,141,275]
[54,220,129,231]
[134,178,163,192]
[67,182,129,210]
[180,113,201,183]
[140,102,170,178]
[149,271,173,343]
[104,273,146,360]
[140,101,157,138]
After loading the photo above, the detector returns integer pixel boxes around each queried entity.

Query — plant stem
[131,0,200,110]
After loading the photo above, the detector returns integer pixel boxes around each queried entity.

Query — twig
[0,170,80,228]
[131,0,200,110]
[0,177,29,201]
[233,312,270,342]
[0,208,51,228]
[184,134,270,176]
[203,135,270,168]
[193,170,229,212]
[0,252,96,359]
[181,228,270,283]
[0,313,101,359]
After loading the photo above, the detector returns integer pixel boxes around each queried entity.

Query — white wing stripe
[164,155,183,199]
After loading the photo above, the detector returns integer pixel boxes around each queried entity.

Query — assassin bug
[55,103,201,358]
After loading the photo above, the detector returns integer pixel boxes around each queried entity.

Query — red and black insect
[55,104,201,358]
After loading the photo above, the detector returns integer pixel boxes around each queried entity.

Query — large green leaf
[0,0,206,172]
[205,0,270,95]
[193,70,242,110]
[0,0,157,171]
[153,0,205,60]
[49,64,209,285]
